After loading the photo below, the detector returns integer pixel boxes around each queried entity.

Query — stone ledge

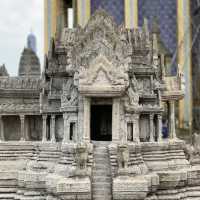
[113,176,149,200]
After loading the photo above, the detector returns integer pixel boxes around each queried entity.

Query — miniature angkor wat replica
[0,10,199,200]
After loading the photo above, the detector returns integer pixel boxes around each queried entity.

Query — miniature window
[70,122,75,140]
[127,123,133,141]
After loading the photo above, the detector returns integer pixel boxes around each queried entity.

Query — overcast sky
[0,0,43,76]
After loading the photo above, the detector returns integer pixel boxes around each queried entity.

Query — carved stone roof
[162,75,185,100]
[0,77,41,90]
[0,103,40,114]
[18,48,41,77]
[47,10,153,76]
[152,18,171,56]
[78,54,128,96]
[44,10,184,102]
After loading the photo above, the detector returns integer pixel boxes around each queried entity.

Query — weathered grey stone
[0,9,197,200]
[113,176,149,200]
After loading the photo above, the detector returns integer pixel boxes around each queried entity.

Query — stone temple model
[0,10,199,200]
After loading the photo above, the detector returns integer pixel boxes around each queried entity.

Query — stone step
[92,142,112,200]
[93,158,110,162]
[93,176,111,182]
[93,148,109,152]
[93,160,110,165]
[94,146,107,149]
[92,141,111,146]
[93,155,109,159]
[92,196,112,200]
[92,171,111,176]
[93,170,111,174]
[92,185,112,190]
[93,190,112,197]
[93,189,112,195]
[93,163,110,169]
[92,182,111,187]
[94,151,108,155]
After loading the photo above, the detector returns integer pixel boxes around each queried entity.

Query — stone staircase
[92,141,112,200]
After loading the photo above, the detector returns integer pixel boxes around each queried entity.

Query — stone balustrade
[0,77,41,90]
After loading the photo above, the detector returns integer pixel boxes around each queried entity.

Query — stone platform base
[113,176,149,200]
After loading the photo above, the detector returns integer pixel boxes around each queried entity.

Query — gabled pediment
[84,9,118,35]
[79,55,128,97]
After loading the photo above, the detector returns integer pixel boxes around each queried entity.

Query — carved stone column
[20,115,25,141]
[169,100,176,139]
[74,122,78,142]
[133,114,140,142]
[50,115,56,143]
[124,118,129,142]
[112,98,120,142]
[42,115,47,142]
[0,116,5,141]
[63,113,70,143]
[157,114,163,142]
[77,96,84,142]
[83,97,91,142]
[149,114,154,142]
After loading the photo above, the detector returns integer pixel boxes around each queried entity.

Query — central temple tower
[44,0,193,132]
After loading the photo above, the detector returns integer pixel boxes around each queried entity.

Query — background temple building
[44,0,200,133]
[0,33,41,142]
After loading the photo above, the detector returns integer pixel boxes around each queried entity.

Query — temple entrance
[91,105,112,141]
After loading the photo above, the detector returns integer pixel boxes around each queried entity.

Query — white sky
[0,0,43,76]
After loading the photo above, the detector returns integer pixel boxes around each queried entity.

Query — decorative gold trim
[77,0,91,27]
[125,0,138,28]
[177,0,192,129]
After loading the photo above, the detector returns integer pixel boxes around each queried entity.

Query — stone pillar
[50,115,56,143]
[169,101,176,139]
[24,117,29,141]
[63,113,70,143]
[125,119,129,142]
[83,97,91,142]
[20,115,25,141]
[73,122,77,142]
[0,116,5,141]
[112,98,120,142]
[77,96,84,142]
[133,114,140,142]
[149,114,154,142]
[157,114,163,142]
[42,115,47,142]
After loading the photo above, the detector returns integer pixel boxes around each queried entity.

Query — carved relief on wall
[61,78,78,107]
[137,77,151,94]
[0,77,41,90]
[72,10,133,74]
[78,55,128,96]
[125,75,140,110]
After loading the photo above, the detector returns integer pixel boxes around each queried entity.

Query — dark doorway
[91,105,112,141]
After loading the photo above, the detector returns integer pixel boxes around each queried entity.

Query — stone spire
[152,17,170,56]
[0,64,9,76]
[27,31,37,54]
[18,48,41,77]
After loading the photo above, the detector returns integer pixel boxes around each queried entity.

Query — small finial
[152,16,160,35]
[143,17,149,32]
